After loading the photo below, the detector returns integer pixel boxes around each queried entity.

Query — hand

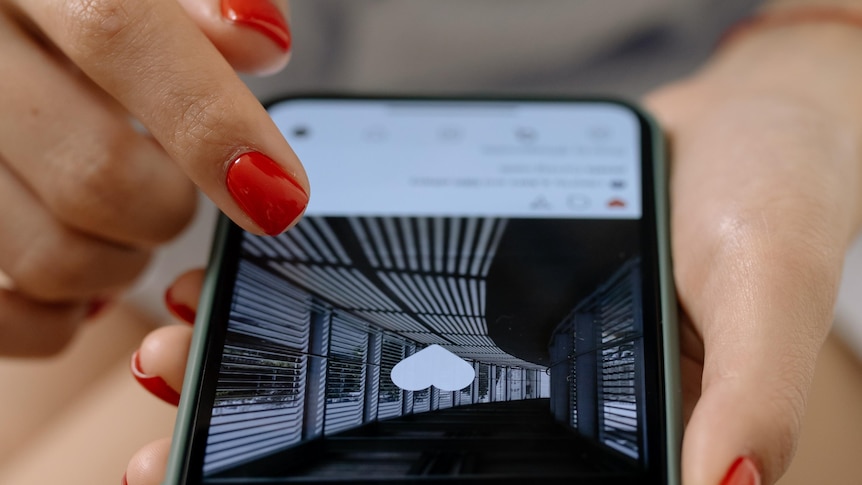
[0,0,305,357]
[641,21,862,483]
[645,90,858,483]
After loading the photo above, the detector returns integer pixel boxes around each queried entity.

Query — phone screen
[172,98,676,484]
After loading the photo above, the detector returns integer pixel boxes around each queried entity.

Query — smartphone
[164,96,680,484]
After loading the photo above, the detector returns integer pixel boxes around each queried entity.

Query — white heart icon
[390,344,476,392]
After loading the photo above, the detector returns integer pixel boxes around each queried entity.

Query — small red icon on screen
[607,198,626,208]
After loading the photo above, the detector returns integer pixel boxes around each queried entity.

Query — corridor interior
[200,216,648,482]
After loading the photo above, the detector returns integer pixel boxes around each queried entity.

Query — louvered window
[412,388,430,413]
[494,367,507,401]
[460,368,474,405]
[546,258,643,462]
[438,390,453,409]
[377,338,405,419]
[509,368,524,401]
[477,363,491,403]
[325,316,368,435]
[596,262,642,460]
[204,261,311,476]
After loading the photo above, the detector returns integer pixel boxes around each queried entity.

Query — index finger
[13,0,308,235]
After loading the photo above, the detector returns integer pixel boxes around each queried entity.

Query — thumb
[680,235,837,485]
[643,80,855,485]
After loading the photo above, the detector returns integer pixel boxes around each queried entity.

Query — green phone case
[646,105,682,485]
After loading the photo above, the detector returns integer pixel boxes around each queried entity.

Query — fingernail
[121,472,128,485]
[86,299,109,320]
[130,350,180,406]
[221,0,291,51]
[226,152,308,236]
[720,457,761,485]
[165,286,195,325]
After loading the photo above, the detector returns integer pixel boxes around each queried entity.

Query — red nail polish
[221,0,291,51]
[226,152,308,236]
[84,298,111,320]
[130,350,180,406]
[165,286,196,325]
[121,472,128,485]
[86,299,109,319]
[720,457,761,485]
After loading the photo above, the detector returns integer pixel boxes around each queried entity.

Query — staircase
[212,398,638,483]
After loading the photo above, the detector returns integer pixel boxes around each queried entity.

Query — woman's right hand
[0,0,306,356]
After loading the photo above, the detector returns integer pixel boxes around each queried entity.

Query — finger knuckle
[48,135,137,226]
[10,244,80,300]
[47,131,198,245]
[172,184,199,234]
[62,0,148,62]
[170,88,236,150]
[127,176,199,245]
[9,233,147,300]
[143,179,199,244]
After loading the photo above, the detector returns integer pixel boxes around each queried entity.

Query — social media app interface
[198,100,655,482]
[269,99,642,219]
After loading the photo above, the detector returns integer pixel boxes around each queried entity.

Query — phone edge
[645,107,682,485]
[163,215,233,485]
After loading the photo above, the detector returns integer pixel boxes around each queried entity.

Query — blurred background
[0,1,860,483]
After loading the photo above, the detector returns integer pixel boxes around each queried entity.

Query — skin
[0,0,302,355]
[0,0,860,484]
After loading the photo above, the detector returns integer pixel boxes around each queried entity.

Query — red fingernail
[165,286,195,325]
[130,350,180,406]
[226,152,308,236]
[720,457,761,485]
[121,472,128,485]
[221,0,291,51]
[86,299,109,319]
